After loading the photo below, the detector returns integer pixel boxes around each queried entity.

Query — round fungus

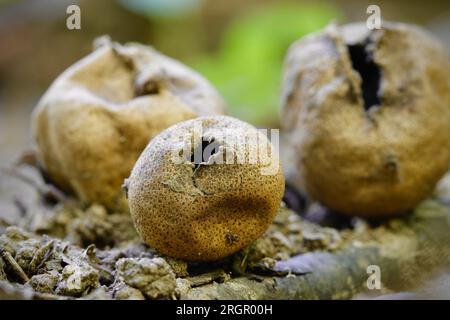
[32,39,226,212]
[126,116,285,261]
[281,22,450,217]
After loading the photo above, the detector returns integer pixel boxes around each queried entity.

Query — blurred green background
[0,0,449,165]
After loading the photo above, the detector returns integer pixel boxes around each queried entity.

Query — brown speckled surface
[281,22,450,217]
[127,116,285,261]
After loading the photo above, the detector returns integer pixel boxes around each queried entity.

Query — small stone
[175,278,191,299]
[115,257,176,299]
[29,271,59,293]
[55,264,99,297]
[113,282,145,300]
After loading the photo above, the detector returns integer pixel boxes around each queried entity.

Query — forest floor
[1,160,450,299]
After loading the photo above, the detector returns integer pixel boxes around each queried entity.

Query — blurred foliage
[193,2,342,125]
[118,0,200,18]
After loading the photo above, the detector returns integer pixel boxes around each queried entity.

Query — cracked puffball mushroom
[125,115,284,261]
[32,39,226,212]
[281,22,450,217]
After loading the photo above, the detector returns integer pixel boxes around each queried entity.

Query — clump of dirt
[114,257,177,299]
[65,205,139,249]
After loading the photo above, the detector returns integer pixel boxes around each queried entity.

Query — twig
[0,249,30,284]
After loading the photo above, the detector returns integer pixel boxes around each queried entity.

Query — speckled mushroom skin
[126,116,285,261]
[281,22,450,217]
[32,40,226,212]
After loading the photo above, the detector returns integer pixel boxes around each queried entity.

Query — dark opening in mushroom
[190,138,221,170]
[347,41,382,111]
[135,79,161,97]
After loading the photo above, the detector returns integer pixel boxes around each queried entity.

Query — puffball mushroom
[126,115,284,261]
[281,22,450,217]
[32,39,226,212]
